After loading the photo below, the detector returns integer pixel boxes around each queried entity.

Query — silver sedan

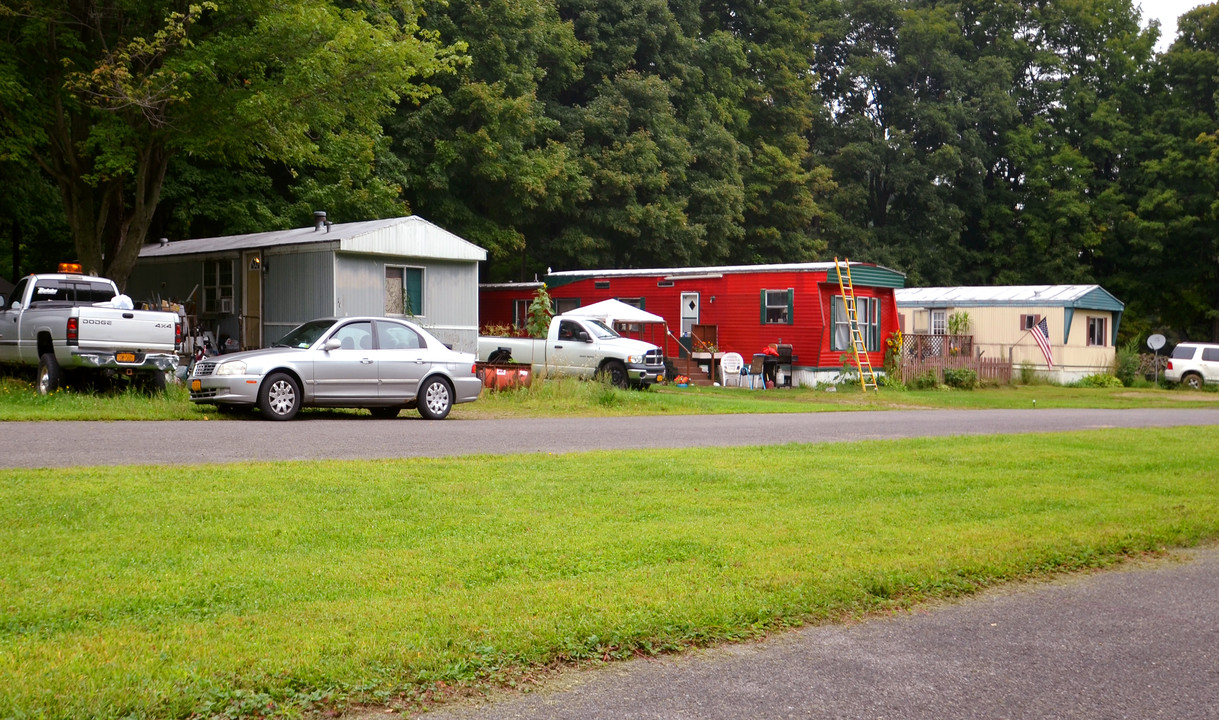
[189,317,482,420]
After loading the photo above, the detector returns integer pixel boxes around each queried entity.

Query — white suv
[1165,342,1219,389]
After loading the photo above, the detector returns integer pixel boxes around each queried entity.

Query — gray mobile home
[130,215,487,353]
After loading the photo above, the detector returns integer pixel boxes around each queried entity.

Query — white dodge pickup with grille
[0,268,181,394]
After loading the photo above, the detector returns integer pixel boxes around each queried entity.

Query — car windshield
[584,319,620,339]
[273,319,335,348]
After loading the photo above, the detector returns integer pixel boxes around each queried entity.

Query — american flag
[1031,317,1054,368]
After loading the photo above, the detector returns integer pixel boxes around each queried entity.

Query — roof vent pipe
[313,211,327,232]
[159,237,169,247]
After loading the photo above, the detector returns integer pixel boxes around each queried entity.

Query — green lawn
[2,427,1217,719]
[2,371,1217,421]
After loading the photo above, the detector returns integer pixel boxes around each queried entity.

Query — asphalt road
[407,546,1219,720]
[2,407,1218,468]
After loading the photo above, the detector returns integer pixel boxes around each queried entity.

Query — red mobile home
[480,262,906,386]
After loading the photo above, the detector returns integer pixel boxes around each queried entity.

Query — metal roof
[895,285,1124,311]
[547,261,902,279]
[138,216,487,262]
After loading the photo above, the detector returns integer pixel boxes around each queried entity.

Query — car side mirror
[323,338,342,352]
[0,295,5,308]
[578,331,592,342]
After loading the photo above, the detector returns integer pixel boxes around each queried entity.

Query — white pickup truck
[477,315,664,388]
[0,268,182,394]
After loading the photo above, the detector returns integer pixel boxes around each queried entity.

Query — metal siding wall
[334,254,480,353]
[262,247,334,338]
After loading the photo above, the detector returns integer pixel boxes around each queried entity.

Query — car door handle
[361,358,373,364]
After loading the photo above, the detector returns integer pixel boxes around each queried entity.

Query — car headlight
[214,360,248,376]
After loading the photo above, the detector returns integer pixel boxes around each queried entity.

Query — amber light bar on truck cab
[58,262,84,274]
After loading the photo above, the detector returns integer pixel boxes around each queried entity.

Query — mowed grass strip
[2,428,1217,719]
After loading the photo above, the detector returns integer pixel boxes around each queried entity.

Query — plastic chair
[719,352,744,387]
[744,354,768,389]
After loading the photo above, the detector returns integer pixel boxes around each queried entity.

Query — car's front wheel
[417,377,453,420]
[1182,372,1204,390]
[599,359,629,389]
[258,372,301,420]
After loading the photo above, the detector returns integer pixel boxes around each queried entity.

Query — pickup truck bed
[0,272,181,393]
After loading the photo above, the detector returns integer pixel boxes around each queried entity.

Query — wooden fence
[898,354,1012,385]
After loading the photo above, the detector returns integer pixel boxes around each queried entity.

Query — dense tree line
[2,0,1217,342]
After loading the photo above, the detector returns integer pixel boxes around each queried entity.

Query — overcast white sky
[1143,1,1208,51]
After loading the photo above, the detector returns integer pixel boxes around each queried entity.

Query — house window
[930,309,947,335]
[832,296,881,351]
[203,259,234,314]
[385,266,423,316]
[1019,314,1041,331]
[594,281,610,289]
[617,297,645,309]
[1087,316,1107,346]
[761,288,794,324]
[554,297,580,315]
[512,299,530,329]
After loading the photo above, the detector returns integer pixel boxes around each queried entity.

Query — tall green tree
[1109,3,1219,341]
[0,0,456,288]
[392,0,588,282]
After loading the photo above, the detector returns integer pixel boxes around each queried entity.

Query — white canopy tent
[562,298,664,326]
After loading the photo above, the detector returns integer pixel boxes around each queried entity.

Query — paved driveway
[407,546,1219,720]
[3,407,1219,468]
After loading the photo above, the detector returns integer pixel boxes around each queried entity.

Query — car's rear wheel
[417,377,453,420]
[258,372,301,420]
[369,406,401,419]
[37,353,62,395]
[1182,372,1204,390]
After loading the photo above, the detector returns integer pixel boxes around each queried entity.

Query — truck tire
[143,370,169,394]
[37,353,63,395]
[1182,372,1204,390]
[417,377,453,420]
[258,372,301,420]
[599,359,629,389]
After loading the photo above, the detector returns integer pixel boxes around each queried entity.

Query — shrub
[1075,373,1124,388]
[526,284,554,339]
[1113,338,1141,386]
[1018,361,1039,385]
[910,370,939,390]
[943,367,979,390]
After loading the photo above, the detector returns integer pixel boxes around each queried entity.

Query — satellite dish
[1147,334,1166,351]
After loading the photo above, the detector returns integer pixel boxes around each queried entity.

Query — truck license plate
[191,379,201,391]
[116,352,136,363]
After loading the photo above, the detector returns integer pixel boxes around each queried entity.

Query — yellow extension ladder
[834,257,879,392]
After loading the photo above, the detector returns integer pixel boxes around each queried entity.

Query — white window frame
[930,309,947,335]
[203,259,235,315]
[763,289,792,325]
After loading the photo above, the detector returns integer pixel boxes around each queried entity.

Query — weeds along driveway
[3,407,1219,468]
[405,545,1219,720]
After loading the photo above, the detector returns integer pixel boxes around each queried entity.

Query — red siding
[481,271,900,369]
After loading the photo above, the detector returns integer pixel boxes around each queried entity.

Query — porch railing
[903,333,974,359]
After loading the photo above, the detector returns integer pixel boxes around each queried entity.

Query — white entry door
[680,292,700,335]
